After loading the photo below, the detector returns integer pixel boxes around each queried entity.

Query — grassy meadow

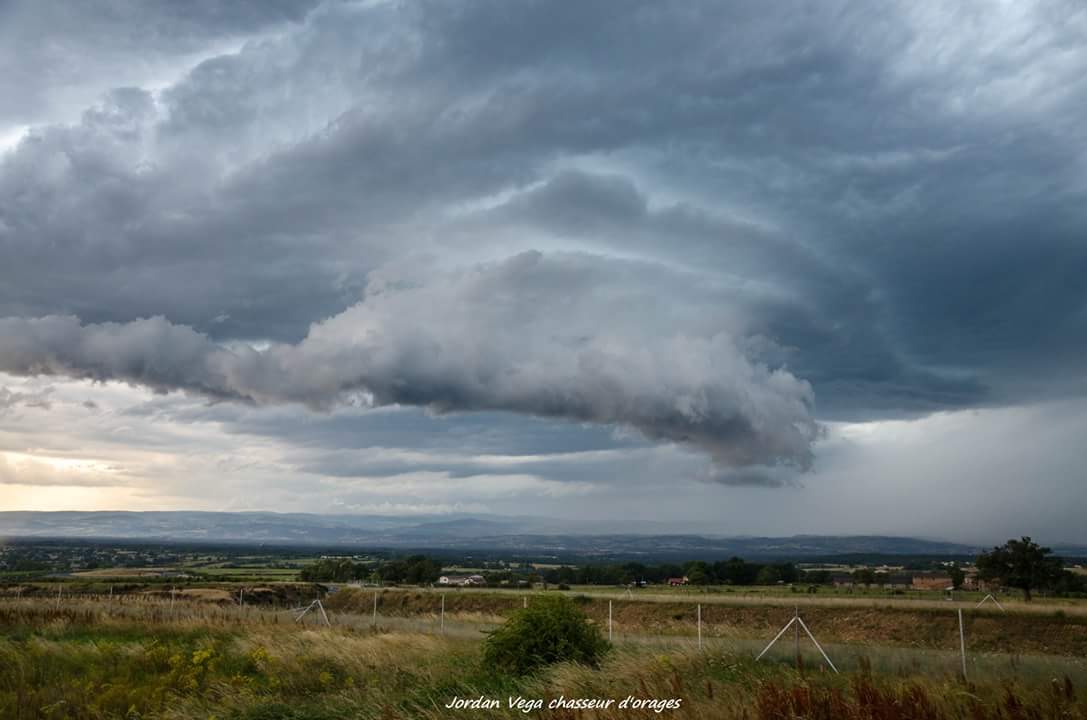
[2,588,1087,719]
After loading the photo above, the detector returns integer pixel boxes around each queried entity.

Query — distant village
[5,540,1086,598]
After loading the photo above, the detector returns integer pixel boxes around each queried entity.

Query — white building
[438,574,486,586]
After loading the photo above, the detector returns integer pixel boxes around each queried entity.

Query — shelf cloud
[0,252,818,472]
[1,0,1085,530]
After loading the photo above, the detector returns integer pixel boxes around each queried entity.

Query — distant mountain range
[2,511,1084,560]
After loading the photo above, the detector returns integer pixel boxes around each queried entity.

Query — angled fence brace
[756,610,839,674]
[755,616,798,662]
[796,617,839,674]
[293,599,331,627]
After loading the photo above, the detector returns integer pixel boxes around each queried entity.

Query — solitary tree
[946,563,965,591]
[976,537,1063,602]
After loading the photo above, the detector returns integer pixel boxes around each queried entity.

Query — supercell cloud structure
[0,253,818,471]
[0,0,1085,534]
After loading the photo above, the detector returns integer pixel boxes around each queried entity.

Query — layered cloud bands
[0,252,817,471]
[4,0,1086,507]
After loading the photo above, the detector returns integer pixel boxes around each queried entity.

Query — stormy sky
[1,0,1085,543]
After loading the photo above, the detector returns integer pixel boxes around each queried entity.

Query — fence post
[958,608,967,680]
[795,606,800,669]
[372,592,378,628]
[609,600,613,643]
[697,603,702,651]
[441,594,445,635]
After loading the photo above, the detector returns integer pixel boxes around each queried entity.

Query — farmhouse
[438,574,487,587]
[911,573,954,591]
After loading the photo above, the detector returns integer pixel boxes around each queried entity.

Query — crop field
[1,584,1086,719]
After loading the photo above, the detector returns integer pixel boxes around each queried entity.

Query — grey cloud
[704,465,802,489]
[135,402,637,457]
[0,252,818,471]
[474,169,995,416]
[4,0,1081,415]
[0,0,320,128]
[0,385,52,411]
[293,446,670,485]
[293,444,803,489]
[1,0,1086,507]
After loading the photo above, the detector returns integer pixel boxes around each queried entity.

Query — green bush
[481,595,609,675]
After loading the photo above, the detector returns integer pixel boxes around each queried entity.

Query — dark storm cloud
[2,0,1087,484]
[139,402,639,457]
[0,0,320,127]
[0,252,819,471]
[473,169,994,414]
[293,445,800,489]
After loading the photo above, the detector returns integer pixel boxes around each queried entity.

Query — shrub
[481,595,609,675]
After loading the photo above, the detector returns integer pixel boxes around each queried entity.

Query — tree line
[538,558,802,587]
[295,538,1087,600]
[299,555,442,584]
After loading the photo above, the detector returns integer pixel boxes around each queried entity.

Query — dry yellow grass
[3,596,1087,719]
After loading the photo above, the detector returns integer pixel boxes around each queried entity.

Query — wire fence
[1,589,1085,684]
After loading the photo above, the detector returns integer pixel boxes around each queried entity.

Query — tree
[755,565,781,585]
[300,558,363,582]
[374,555,443,585]
[775,563,799,584]
[946,563,965,590]
[684,561,710,585]
[715,557,757,585]
[852,568,875,587]
[976,536,1063,601]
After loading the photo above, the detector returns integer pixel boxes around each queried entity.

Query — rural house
[438,574,487,587]
[911,573,953,591]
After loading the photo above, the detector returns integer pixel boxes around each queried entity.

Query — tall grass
[2,597,1086,719]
